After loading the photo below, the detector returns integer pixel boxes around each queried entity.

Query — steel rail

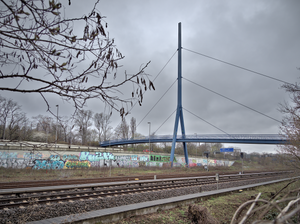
[0,171,292,210]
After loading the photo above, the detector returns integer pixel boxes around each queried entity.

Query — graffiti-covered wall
[0,151,115,169]
[0,150,234,169]
[173,157,234,167]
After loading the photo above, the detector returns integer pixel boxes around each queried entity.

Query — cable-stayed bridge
[100,134,286,147]
[99,23,289,167]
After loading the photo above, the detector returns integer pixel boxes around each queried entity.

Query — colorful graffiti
[0,151,18,159]
[79,152,114,161]
[33,159,64,170]
[24,152,42,160]
[0,158,32,169]
[65,160,90,169]
[0,149,234,169]
[49,154,79,161]
[115,155,147,167]
[150,154,176,163]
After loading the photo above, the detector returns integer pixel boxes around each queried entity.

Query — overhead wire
[183,77,282,123]
[183,108,232,136]
[136,79,177,128]
[128,49,177,114]
[132,50,178,130]
[183,47,293,85]
[153,109,177,134]
[114,49,178,130]
[153,49,177,82]
[119,46,286,139]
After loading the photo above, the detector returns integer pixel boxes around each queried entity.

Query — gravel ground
[0,175,286,223]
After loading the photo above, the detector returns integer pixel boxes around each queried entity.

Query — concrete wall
[0,149,234,170]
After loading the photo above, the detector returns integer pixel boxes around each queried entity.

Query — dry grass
[110,180,300,224]
[0,160,288,183]
[0,166,227,182]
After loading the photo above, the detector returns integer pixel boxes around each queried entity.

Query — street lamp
[46,124,48,144]
[55,105,59,149]
[194,133,198,157]
[241,152,244,174]
[148,122,151,154]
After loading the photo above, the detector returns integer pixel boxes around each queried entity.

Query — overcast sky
[2,0,300,153]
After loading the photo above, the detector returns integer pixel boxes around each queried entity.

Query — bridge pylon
[170,22,189,167]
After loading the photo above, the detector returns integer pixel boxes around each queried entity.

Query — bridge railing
[100,134,285,145]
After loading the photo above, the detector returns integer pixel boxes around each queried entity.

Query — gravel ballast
[0,175,287,223]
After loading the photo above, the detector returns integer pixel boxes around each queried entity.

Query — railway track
[0,173,224,189]
[0,171,292,210]
[0,170,284,189]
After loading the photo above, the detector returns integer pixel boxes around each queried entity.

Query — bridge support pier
[170,22,189,167]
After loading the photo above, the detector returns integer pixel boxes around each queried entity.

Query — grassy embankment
[0,159,296,223]
[110,179,300,224]
[0,158,290,182]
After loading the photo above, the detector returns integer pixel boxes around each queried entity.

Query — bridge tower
[170,22,189,167]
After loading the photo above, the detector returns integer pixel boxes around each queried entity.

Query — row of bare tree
[0,94,138,146]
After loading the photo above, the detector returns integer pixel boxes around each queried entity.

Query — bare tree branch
[0,0,154,117]
[278,70,300,168]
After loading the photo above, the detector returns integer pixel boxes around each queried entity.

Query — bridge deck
[100,134,286,147]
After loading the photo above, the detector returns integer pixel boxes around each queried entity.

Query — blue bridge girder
[99,134,287,147]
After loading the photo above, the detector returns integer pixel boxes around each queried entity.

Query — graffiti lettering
[139,156,148,162]
[0,152,17,159]
[0,150,234,169]
[115,155,131,160]
[33,159,64,170]
[62,154,78,161]
[0,158,35,168]
[79,152,89,161]
[49,155,61,161]
[23,152,42,160]
[79,152,114,161]
[65,160,90,169]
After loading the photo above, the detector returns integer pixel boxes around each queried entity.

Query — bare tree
[0,96,22,139]
[94,112,112,142]
[209,143,223,152]
[279,78,300,169]
[7,111,27,140]
[74,109,93,145]
[19,117,32,141]
[32,115,53,133]
[114,118,129,139]
[0,0,154,116]
[0,96,7,139]
[58,116,73,143]
[130,117,136,139]
[88,128,98,145]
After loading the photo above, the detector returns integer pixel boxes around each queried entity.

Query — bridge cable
[183,77,282,123]
[153,109,177,135]
[183,108,232,136]
[128,49,178,114]
[113,50,178,131]
[153,49,178,82]
[136,79,177,128]
[134,49,177,127]
[182,48,293,85]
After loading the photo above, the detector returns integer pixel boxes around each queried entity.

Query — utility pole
[55,105,59,149]
[148,122,151,154]
[194,133,198,157]
[241,152,244,174]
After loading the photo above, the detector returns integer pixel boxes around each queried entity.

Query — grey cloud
[2,0,300,153]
